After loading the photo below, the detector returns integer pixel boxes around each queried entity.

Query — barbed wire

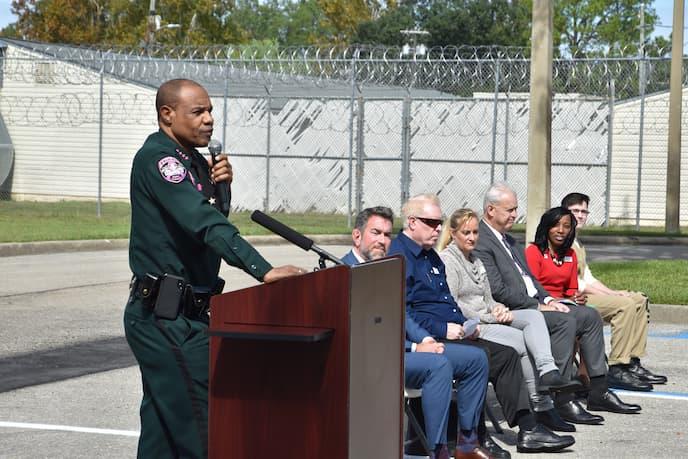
[1,39,680,100]
[5,38,673,60]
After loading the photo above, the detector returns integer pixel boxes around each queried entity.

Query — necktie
[502,234,528,274]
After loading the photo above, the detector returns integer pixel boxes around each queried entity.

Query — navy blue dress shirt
[340,249,432,351]
[388,231,467,339]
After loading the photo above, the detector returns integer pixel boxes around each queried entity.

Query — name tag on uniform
[564,256,573,263]
[431,267,440,274]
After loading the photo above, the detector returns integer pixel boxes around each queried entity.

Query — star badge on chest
[209,196,216,206]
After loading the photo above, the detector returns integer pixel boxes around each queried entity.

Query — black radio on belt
[153,273,185,320]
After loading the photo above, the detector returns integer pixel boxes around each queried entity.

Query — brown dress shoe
[454,445,494,459]
[456,431,495,459]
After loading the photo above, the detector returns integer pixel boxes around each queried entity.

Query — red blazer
[524,244,578,299]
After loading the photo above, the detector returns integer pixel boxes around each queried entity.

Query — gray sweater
[439,244,501,324]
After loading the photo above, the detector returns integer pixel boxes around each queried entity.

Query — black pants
[445,338,530,427]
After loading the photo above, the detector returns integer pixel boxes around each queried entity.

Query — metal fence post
[222,61,229,156]
[355,96,365,214]
[605,78,615,227]
[97,52,104,217]
[635,57,647,230]
[265,92,271,212]
[490,60,501,184]
[347,53,358,227]
[502,89,510,181]
[400,96,412,205]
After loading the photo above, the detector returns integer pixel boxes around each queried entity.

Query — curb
[3,233,687,258]
[510,233,688,246]
[650,304,688,325]
[0,235,352,257]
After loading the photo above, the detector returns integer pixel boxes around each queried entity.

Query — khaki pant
[587,291,649,366]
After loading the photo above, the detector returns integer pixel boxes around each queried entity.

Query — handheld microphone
[208,139,230,213]
[250,210,344,268]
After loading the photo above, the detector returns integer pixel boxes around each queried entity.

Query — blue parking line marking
[612,389,688,401]
[603,329,688,339]
[647,330,688,339]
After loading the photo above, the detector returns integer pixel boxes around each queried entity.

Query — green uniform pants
[124,298,209,458]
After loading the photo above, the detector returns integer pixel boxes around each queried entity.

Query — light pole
[400,29,429,58]
[144,0,180,46]
[145,0,157,46]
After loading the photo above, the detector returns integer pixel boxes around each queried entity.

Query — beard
[361,245,386,261]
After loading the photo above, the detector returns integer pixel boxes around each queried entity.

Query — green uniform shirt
[129,130,272,288]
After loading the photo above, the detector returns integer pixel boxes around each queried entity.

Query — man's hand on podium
[263,265,309,283]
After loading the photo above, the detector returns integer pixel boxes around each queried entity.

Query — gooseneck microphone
[250,210,344,268]
[208,139,230,213]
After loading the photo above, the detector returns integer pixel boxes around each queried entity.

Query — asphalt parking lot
[0,244,686,458]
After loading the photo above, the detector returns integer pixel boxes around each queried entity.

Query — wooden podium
[208,256,404,459]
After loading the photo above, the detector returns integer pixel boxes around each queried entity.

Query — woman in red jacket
[525,207,586,305]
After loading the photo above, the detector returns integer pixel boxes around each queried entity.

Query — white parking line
[0,421,139,437]
[3,389,687,438]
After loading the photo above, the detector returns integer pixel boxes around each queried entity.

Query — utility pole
[666,0,684,233]
[635,2,646,230]
[526,0,553,243]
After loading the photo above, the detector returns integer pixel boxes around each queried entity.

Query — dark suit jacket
[340,249,431,350]
[473,220,549,310]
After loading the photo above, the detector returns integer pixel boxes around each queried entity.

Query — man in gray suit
[473,182,641,424]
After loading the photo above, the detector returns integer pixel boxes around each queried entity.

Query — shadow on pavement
[0,336,136,393]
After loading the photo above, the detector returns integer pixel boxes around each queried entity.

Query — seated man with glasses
[341,206,490,459]
[561,192,666,391]
[389,193,575,455]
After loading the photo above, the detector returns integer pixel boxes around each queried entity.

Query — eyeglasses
[413,216,444,229]
[570,209,590,216]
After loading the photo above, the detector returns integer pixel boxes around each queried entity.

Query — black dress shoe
[608,365,653,392]
[557,400,604,425]
[481,434,511,459]
[587,390,642,414]
[538,370,583,394]
[516,423,575,453]
[629,358,668,384]
[536,408,576,432]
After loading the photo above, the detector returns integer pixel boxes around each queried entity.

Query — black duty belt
[129,274,224,320]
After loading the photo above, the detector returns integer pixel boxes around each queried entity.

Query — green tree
[554,0,658,56]
[419,0,531,47]
[11,0,107,43]
[354,4,414,46]
[316,0,394,43]
[283,0,334,46]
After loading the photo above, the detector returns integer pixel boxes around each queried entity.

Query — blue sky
[0,0,681,39]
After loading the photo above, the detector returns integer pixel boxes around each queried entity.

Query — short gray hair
[483,182,517,212]
[401,193,441,229]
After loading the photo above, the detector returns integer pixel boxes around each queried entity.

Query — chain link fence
[0,39,685,227]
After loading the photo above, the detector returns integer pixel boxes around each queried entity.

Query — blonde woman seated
[438,208,580,432]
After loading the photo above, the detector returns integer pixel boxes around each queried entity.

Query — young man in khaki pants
[561,192,667,392]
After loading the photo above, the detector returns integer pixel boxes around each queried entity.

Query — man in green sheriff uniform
[124,79,303,458]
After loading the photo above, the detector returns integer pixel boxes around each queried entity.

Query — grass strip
[0,201,356,242]
[589,260,688,306]
[1,200,686,243]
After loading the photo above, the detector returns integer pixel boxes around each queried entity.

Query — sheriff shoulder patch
[158,156,186,183]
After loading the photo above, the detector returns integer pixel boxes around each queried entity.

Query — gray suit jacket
[473,220,549,310]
